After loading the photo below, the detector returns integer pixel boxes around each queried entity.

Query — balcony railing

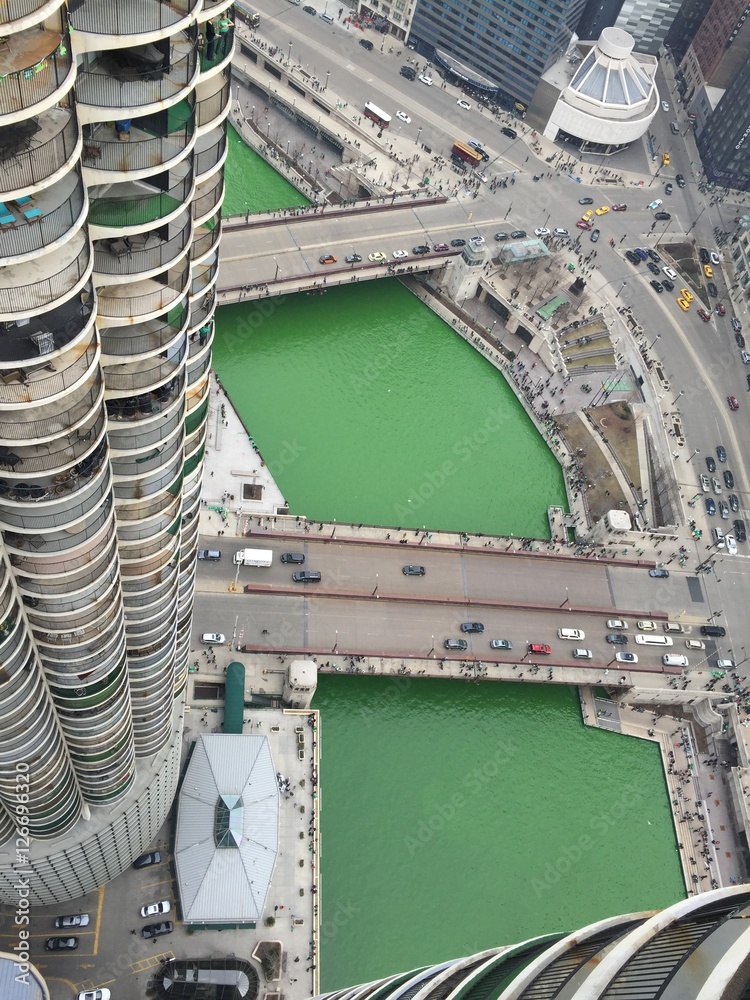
[191,219,220,261]
[82,105,195,174]
[97,261,190,319]
[187,352,211,385]
[191,255,217,296]
[0,283,95,365]
[100,303,187,357]
[88,171,192,228]
[0,179,86,260]
[0,239,90,314]
[0,109,79,192]
[0,382,102,444]
[94,216,192,277]
[195,130,226,177]
[189,289,215,329]
[113,456,183,499]
[199,27,234,73]
[104,345,185,392]
[0,415,106,475]
[0,472,112,530]
[75,45,198,112]
[0,344,98,404]
[68,0,198,34]
[0,0,54,23]
[192,172,223,221]
[196,76,229,129]
[0,36,72,117]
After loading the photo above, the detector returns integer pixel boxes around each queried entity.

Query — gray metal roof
[174,735,279,924]
[0,955,47,1000]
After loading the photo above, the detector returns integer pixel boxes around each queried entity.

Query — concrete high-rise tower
[0,0,232,904]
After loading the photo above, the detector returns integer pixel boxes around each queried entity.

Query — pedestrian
[205,18,216,60]
[218,11,234,57]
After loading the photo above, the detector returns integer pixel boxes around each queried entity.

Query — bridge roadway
[193,535,720,680]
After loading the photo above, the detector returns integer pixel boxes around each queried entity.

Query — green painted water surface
[222,124,311,217]
[313,676,684,990]
[213,281,565,537]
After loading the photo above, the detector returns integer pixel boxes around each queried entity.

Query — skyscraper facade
[678,0,750,95]
[613,0,685,54]
[408,0,588,109]
[695,54,750,192]
[313,886,750,1000]
[0,0,231,904]
[663,0,713,64]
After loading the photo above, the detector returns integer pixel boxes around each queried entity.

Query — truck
[451,140,482,168]
[233,548,273,567]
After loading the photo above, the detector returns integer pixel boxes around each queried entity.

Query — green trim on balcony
[84,772,136,804]
[185,394,209,434]
[167,471,184,497]
[183,442,205,477]
[167,513,182,537]
[49,669,126,709]
[89,191,183,228]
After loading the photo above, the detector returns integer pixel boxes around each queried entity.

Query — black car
[700,624,726,637]
[706,456,716,473]
[650,280,663,293]
[676,174,685,188]
[400,65,416,80]
[699,247,710,264]
[606,633,628,645]
[647,249,660,262]
[510,230,526,238]
[733,317,743,333]
[662,278,675,292]
[590,228,600,243]
[133,851,161,869]
[734,519,746,542]
[665,182,673,195]
[717,445,727,462]
[402,565,425,576]
[625,250,641,264]
[412,245,430,255]
[494,232,509,241]
[578,197,594,205]
[647,262,660,275]
[359,38,373,49]
[450,238,466,247]
[654,212,671,221]
[460,622,484,633]
[729,494,739,512]
[302,4,316,11]
[142,921,173,939]
[707,282,718,297]
[724,470,734,489]
[292,570,321,583]
[46,937,78,951]
[649,568,669,578]
[500,127,517,139]
[444,638,467,650]
[280,552,305,564]
[345,253,362,263]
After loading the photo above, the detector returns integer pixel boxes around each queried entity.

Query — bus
[451,140,482,167]
[235,1,260,28]
[364,102,392,129]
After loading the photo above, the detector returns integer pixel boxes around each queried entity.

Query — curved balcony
[0,381,102,445]
[88,161,193,235]
[188,288,215,331]
[191,168,223,224]
[0,170,87,265]
[191,215,220,263]
[187,351,211,387]
[0,439,106,507]
[0,342,98,406]
[0,283,95,367]
[115,456,183,501]
[199,25,234,77]
[106,378,183,429]
[0,0,63,28]
[93,213,192,282]
[100,301,188,361]
[75,35,198,117]
[195,70,230,133]
[0,31,74,123]
[0,469,112,530]
[190,252,217,298]
[97,259,191,322]
[81,97,195,181]
[194,127,227,180]
[0,107,80,198]
[112,429,183,478]
[0,412,106,477]
[0,229,91,319]
[104,342,186,395]
[68,0,198,43]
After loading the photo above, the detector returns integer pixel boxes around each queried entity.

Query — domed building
[528,27,660,153]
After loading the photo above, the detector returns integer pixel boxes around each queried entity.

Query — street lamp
[673,390,685,405]
[416,127,422,145]
[649,333,660,349]
[325,70,330,90]
[274,257,279,280]
[686,448,700,463]
[288,40,293,65]
[616,280,626,298]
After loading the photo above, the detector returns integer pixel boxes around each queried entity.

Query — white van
[320,11,334,21]
[663,654,689,667]
[716,658,735,669]
[635,634,673,646]
[712,528,725,548]
[558,628,585,640]
[663,622,683,633]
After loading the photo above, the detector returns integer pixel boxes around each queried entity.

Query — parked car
[734,519,747,542]
[392,249,408,259]
[345,253,362,263]
[606,619,628,629]
[142,921,173,939]
[201,632,225,644]
[705,497,716,515]
[141,900,171,918]
[719,501,729,520]
[500,127,517,139]
[418,74,433,85]
[46,937,78,951]
[655,212,671,221]
[590,228,600,242]
[706,456,716,473]
[724,470,734,489]
[319,253,337,264]
[281,552,305,564]
[444,638,467,650]
[78,991,111,1000]
[460,622,484,633]
[433,243,450,251]
[402,565,425,576]
[450,239,466,247]
[133,851,162,869]
[637,620,657,631]
[606,634,628,645]
[534,227,551,237]
[729,494,739,512]
[732,317,742,332]
[359,38,373,50]
[490,639,513,649]
[527,643,551,655]
[368,251,386,262]
[457,99,471,109]
[510,230,526,238]
[400,65,416,79]
[411,245,430,254]
[649,568,669,578]
[616,652,638,663]
[55,914,90,928]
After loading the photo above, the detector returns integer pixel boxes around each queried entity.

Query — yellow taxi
[662,152,670,166]
[704,264,713,278]
[595,205,610,216]
[581,209,594,223]
[677,297,691,311]
[680,287,693,302]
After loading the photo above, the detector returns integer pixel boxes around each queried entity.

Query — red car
[612,204,627,211]
[433,243,450,251]
[528,642,551,655]
[716,303,726,316]
[728,396,739,411]
[697,308,710,323]
[576,220,592,230]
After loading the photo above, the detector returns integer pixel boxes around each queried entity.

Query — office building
[576,0,626,41]
[312,885,750,1000]
[695,55,750,192]
[678,0,750,101]
[0,0,232,904]
[613,0,684,54]
[663,0,713,64]
[408,0,589,110]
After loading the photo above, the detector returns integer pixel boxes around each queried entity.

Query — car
[292,570,321,582]
[590,228,600,243]
[676,174,685,187]
[142,921,173,939]
[412,245,430,255]
[648,200,663,211]
[704,264,713,278]
[716,303,726,316]
[633,248,648,260]
[345,253,362,264]
[699,247,711,264]
[418,74,433,86]
[625,251,641,264]
[468,236,485,247]
[719,501,729,520]
[616,652,638,663]
[141,900,171,918]
[685,639,705,650]
[450,239,466,247]
[670,121,679,134]
[700,474,710,491]
[433,243,449,251]
[359,38,374,50]
[607,619,628,629]
[460,622,484,633]
[500,126,517,139]
[510,230,527,238]
[697,308,710,322]
[494,232,510,241]
[650,280,663,292]
[637,620,657,631]
[490,639,513,649]
[726,535,738,555]
[528,643,551,655]
[606,633,628,645]
[649,568,669,578]
[576,220,593,230]
[553,227,569,237]
[281,552,305,564]
[78,992,112,1000]
[724,470,734,489]
[572,648,592,659]
[368,251,386,262]
[392,250,408,259]
[302,4,316,12]
[46,937,78,950]
[746,373,750,390]
[728,395,739,411]
[534,227,551,237]
[712,476,722,494]
[730,494,739,512]
[710,251,721,265]
[612,203,627,211]
[595,205,609,216]
[55,914,90,928]
[578,197,594,205]
[197,549,221,561]
[647,262,660,276]
[705,497,716,515]
[319,254,337,264]
[658,277,674,293]
[396,111,411,124]
[662,100,669,111]
[444,638,467,650]
[677,298,690,311]
[133,851,162,869]
[665,182,673,195]
[706,456,716,473]
[681,287,694,302]
[742,350,750,364]
[732,317,742,332]
[650,250,663,262]
[707,282,718,297]
[655,212,671,221]
[400,65,416,79]
[457,99,471,109]
[402,565,425,576]
[701,625,727,637]
[201,632,225,644]
[662,266,677,280]
[734,519,747,542]
[581,210,594,222]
